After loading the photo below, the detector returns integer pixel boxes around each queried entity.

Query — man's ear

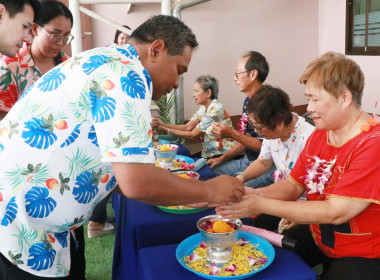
[31,23,39,36]
[0,4,6,22]
[148,39,166,62]
[249,69,258,81]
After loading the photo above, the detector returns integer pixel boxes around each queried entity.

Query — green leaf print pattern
[121,100,150,146]
[113,132,130,148]
[6,163,49,193]
[12,223,41,255]
[8,250,24,266]
[68,86,91,121]
[18,98,50,124]
[65,147,101,179]
[0,66,13,90]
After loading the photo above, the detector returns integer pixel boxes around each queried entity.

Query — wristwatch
[235,171,248,182]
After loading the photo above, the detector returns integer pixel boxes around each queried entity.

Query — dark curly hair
[128,15,198,56]
[246,85,293,130]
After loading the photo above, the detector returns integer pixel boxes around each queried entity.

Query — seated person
[207,51,275,187]
[108,25,131,47]
[236,85,315,188]
[153,75,236,159]
[217,52,380,280]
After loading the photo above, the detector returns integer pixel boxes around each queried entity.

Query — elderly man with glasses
[207,51,276,188]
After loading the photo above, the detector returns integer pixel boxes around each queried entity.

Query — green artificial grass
[84,203,115,280]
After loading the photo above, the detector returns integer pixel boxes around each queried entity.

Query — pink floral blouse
[0,43,69,112]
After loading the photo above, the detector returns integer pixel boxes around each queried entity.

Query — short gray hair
[195,75,219,100]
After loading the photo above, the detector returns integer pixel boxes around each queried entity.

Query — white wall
[319,0,380,113]
[90,0,319,117]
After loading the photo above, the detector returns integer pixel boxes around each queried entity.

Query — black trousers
[89,193,112,224]
[253,214,380,279]
[0,226,86,280]
[321,257,380,280]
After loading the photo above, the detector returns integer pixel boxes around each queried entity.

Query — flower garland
[238,113,248,135]
[303,156,337,195]
[360,114,380,132]
[272,169,285,182]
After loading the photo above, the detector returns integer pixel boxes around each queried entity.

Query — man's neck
[245,82,262,99]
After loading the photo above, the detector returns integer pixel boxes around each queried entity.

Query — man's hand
[207,156,224,169]
[152,118,163,130]
[204,175,245,204]
[211,122,234,139]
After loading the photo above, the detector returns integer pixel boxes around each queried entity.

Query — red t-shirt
[290,125,380,258]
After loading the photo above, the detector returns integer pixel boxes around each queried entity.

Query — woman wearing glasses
[153,75,236,159]
[0,0,73,120]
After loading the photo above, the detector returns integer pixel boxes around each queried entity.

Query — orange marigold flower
[212,220,234,233]
[360,124,371,132]
[368,117,378,127]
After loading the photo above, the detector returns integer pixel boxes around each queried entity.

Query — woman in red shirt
[217,52,380,280]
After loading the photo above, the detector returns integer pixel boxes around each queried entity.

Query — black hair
[36,0,73,28]
[114,25,131,44]
[1,0,40,20]
[128,15,198,56]
[243,51,269,83]
[195,75,219,100]
[246,85,293,130]
[34,1,73,66]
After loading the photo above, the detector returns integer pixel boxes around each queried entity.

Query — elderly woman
[235,85,315,188]
[217,52,380,280]
[153,75,236,159]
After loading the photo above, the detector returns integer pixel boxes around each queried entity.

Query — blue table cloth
[138,244,317,280]
[112,162,217,280]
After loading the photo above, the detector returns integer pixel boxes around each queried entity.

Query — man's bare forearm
[230,129,262,152]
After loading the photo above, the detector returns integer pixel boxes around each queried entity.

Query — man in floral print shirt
[0,15,244,279]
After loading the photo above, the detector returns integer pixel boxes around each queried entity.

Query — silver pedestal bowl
[197,215,242,264]
[154,144,179,169]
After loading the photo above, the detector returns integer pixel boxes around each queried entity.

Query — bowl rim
[173,170,200,179]
[197,214,242,234]
[154,143,179,151]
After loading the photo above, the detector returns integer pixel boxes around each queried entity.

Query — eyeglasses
[235,70,251,79]
[38,25,74,45]
[251,122,265,133]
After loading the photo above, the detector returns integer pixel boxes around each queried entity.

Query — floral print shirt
[259,114,315,182]
[0,43,69,113]
[190,99,236,158]
[0,45,154,277]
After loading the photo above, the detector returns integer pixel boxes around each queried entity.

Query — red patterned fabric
[290,125,380,258]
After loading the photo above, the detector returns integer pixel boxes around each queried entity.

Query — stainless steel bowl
[154,144,179,168]
[197,215,242,264]
[173,170,200,180]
